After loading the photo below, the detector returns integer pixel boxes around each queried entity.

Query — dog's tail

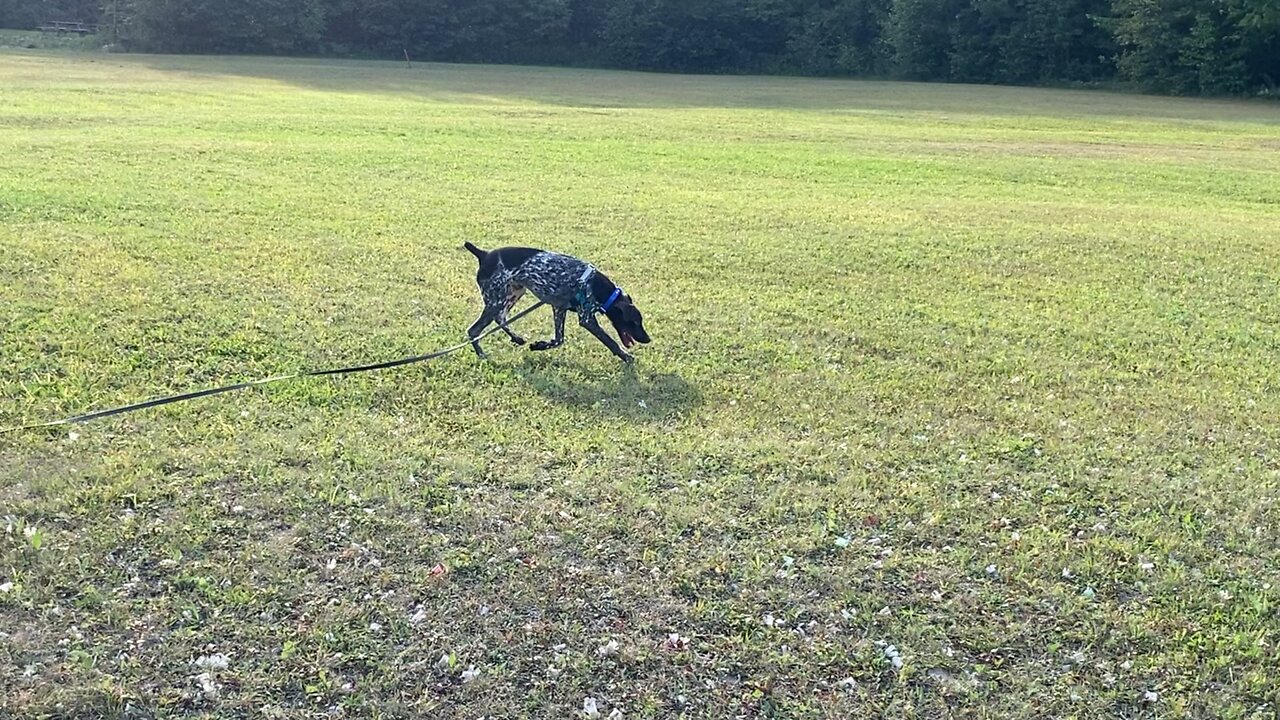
[462,241,486,261]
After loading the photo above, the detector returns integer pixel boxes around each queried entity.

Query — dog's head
[604,294,650,349]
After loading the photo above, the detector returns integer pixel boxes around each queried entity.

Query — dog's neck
[588,272,619,307]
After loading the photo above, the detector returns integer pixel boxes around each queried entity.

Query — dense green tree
[1,0,1273,95]
[111,0,325,53]
[950,0,1113,83]
[598,0,787,72]
[886,0,959,79]
[319,0,572,61]
[1103,0,1272,93]
[1025,0,1115,81]
[1241,0,1280,89]
[766,0,892,75]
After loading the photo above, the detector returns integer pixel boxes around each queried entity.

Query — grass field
[1,50,1279,718]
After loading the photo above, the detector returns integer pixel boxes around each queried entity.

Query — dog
[462,242,650,362]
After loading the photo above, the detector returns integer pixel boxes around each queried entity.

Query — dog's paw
[509,335,527,346]
[529,340,554,351]
[619,352,636,364]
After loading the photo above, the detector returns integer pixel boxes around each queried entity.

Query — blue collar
[599,288,622,313]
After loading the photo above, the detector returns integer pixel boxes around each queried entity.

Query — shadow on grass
[109,53,1280,121]
[513,356,700,421]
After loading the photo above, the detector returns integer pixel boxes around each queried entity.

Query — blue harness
[577,266,622,313]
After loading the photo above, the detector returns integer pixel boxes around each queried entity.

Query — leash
[0,302,546,436]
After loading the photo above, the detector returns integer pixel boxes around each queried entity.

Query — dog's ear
[623,301,644,324]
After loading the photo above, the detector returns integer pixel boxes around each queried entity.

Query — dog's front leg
[468,306,500,358]
[578,314,633,363]
[530,308,567,351]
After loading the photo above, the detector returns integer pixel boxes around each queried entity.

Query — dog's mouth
[620,331,636,349]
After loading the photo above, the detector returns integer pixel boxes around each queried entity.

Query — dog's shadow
[513,357,701,421]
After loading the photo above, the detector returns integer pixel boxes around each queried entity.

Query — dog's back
[465,243,593,308]
[464,242,543,282]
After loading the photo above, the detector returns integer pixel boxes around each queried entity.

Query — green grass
[1,49,1279,718]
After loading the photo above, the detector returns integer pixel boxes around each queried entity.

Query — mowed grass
[1,50,1279,719]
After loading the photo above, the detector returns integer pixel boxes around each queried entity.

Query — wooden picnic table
[37,20,97,34]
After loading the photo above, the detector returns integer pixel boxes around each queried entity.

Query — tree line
[3,0,1277,96]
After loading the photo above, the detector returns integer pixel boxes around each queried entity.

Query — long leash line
[0,302,547,435]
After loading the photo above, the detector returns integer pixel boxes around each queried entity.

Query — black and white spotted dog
[463,242,650,362]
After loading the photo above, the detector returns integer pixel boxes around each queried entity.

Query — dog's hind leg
[497,288,527,345]
[530,308,567,351]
